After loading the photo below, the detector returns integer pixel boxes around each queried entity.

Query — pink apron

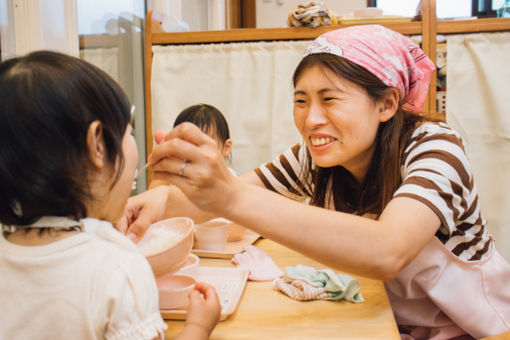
[385,237,510,339]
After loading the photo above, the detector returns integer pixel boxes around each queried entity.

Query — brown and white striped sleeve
[254,141,312,202]
[394,122,492,261]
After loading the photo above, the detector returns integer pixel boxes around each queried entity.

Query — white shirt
[0,217,166,340]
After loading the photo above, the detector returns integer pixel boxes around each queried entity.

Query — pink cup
[156,274,196,310]
[194,218,230,251]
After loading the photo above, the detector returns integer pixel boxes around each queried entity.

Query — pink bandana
[304,25,435,114]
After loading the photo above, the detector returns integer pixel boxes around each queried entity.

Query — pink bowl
[176,253,200,278]
[157,274,196,310]
[137,217,194,277]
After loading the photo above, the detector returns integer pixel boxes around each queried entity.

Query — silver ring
[178,160,187,176]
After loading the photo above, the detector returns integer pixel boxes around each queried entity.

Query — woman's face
[293,65,383,182]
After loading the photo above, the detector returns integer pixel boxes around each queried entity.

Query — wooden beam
[438,17,510,34]
[145,10,154,183]
[421,0,437,114]
[242,0,256,28]
[150,22,422,45]
[229,0,242,29]
[422,111,445,122]
[79,34,121,49]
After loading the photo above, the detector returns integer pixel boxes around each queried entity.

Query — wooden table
[164,238,400,339]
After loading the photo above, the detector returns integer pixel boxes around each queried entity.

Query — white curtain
[80,47,119,82]
[446,32,510,261]
[151,40,309,174]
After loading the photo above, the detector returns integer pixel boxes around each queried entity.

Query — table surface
[164,238,400,339]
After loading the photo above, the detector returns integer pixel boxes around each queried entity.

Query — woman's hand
[149,123,240,216]
[115,185,170,242]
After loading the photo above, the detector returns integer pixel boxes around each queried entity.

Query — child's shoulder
[80,218,149,272]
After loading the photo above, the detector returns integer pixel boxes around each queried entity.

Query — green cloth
[285,264,364,303]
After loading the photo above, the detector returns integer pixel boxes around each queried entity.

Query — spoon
[132,163,150,190]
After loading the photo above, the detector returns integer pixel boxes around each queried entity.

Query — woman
[122,25,510,338]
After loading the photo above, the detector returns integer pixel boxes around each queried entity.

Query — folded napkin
[273,264,364,303]
[288,1,337,28]
[232,245,283,281]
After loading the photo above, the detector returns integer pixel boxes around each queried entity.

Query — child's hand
[154,129,167,145]
[114,185,170,242]
[184,282,221,337]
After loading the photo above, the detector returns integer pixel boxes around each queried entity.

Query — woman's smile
[309,134,337,151]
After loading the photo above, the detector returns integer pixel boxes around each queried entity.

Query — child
[151,103,234,182]
[0,51,220,340]
[171,104,233,168]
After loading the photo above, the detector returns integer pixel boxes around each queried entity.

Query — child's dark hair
[173,104,230,146]
[0,51,131,226]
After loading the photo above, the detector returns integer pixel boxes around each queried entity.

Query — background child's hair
[173,104,230,146]
[0,51,131,226]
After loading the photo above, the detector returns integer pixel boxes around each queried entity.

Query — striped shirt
[254,122,492,261]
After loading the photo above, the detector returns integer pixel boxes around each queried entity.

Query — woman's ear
[86,120,105,169]
[378,88,400,123]
[222,139,233,158]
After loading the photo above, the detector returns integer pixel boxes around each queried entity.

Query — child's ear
[222,139,232,158]
[86,120,105,169]
[378,88,399,123]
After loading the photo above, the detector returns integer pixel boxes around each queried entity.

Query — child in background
[174,104,233,170]
[151,104,235,181]
[152,103,234,176]
[0,51,220,340]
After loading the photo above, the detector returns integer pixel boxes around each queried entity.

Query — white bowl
[137,217,194,277]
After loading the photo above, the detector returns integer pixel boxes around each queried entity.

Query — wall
[256,0,367,28]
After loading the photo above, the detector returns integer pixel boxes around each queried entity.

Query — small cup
[194,218,230,251]
[156,274,196,310]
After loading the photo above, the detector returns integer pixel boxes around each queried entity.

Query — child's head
[173,104,232,161]
[0,51,136,226]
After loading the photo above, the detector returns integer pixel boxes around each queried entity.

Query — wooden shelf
[152,22,422,45]
[438,17,510,34]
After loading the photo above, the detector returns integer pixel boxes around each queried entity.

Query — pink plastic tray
[160,266,249,321]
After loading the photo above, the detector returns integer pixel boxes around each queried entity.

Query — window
[368,0,504,18]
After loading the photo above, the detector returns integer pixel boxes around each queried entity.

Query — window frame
[368,0,498,18]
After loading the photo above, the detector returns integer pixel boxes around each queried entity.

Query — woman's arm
[149,123,441,281]
[119,164,265,241]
